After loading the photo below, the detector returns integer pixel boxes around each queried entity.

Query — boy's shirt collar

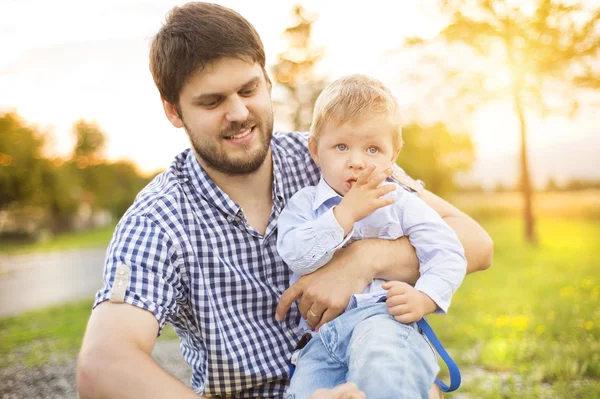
[312,176,343,211]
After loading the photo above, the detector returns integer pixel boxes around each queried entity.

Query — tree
[399,123,475,195]
[72,119,106,167]
[271,5,326,131]
[0,111,79,233]
[402,0,600,242]
[0,112,50,210]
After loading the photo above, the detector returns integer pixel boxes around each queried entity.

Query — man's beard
[184,115,274,176]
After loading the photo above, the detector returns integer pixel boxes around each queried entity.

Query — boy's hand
[382,281,438,323]
[334,165,396,235]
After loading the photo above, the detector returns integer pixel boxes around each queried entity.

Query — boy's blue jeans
[286,303,440,399]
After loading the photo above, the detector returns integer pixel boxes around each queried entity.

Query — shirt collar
[312,176,342,211]
[183,146,285,218]
[270,143,286,204]
[184,150,241,218]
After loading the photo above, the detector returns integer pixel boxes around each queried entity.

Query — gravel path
[0,340,191,399]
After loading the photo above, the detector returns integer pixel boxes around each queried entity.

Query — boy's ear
[308,136,320,165]
[392,144,402,162]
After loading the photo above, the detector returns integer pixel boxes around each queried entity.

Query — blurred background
[1,0,599,397]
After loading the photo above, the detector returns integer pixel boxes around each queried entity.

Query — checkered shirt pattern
[94,131,321,398]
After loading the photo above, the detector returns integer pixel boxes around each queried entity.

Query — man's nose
[225,95,249,123]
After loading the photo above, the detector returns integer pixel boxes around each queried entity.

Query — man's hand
[334,165,395,235]
[308,383,366,399]
[382,281,437,323]
[276,242,373,330]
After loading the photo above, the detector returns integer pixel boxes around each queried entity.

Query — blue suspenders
[417,317,462,392]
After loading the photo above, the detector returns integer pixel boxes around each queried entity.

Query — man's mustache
[221,120,259,137]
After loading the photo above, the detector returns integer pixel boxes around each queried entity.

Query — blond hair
[310,74,403,150]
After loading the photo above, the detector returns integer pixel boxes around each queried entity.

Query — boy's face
[309,118,401,196]
[162,57,274,175]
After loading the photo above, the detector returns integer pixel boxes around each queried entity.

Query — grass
[0,298,179,369]
[0,224,116,255]
[429,217,600,398]
[1,191,598,398]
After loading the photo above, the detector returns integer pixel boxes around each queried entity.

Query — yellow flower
[511,315,529,331]
[582,278,593,289]
[496,315,509,327]
[535,325,545,335]
[560,286,575,297]
[585,321,594,331]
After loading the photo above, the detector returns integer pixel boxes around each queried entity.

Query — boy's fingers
[387,304,411,316]
[356,164,376,185]
[394,313,417,324]
[376,184,397,198]
[385,294,408,307]
[366,167,391,188]
[373,197,395,210]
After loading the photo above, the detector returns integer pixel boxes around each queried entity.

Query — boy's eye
[336,144,347,151]
[367,147,379,154]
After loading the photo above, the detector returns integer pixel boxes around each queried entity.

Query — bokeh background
[1,0,599,398]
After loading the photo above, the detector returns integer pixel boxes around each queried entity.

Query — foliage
[271,5,326,131]
[402,0,600,242]
[71,119,106,166]
[398,123,475,195]
[0,112,53,210]
[0,111,151,236]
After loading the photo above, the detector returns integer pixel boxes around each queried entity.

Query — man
[77,3,493,399]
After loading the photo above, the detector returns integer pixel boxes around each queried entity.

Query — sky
[1,0,598,188]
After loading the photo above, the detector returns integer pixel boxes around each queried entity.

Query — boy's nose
[348,154,365,169]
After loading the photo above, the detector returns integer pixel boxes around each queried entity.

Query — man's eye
[367,147,379,154]
[200,100,219,108]
[240,87,257,96]
[336,144,347,151]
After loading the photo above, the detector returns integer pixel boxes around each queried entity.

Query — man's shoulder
[123,150,191,223]
[271,131,310,155]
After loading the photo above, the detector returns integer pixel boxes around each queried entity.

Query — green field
[0,298,178,369]
[1,191,599,397]
[429,216,600,398]
[0,223,116,255]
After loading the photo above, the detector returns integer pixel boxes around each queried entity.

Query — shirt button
[287,329,294,335]
[227,215,234,223]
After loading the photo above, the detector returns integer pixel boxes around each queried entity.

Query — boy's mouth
[345,177,358,190]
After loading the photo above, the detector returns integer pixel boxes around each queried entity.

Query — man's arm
[358,189,493,280]
[420,189,493,274]
[77,302,201,399]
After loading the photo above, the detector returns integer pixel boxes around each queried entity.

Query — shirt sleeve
[93,215,184,335]
[277,189,352,275]
[394,189,467,314]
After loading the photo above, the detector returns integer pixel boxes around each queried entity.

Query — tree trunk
[513,88,536,243]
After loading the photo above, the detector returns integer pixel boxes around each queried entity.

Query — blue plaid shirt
[94,131,321,398]
[94,131,422,397]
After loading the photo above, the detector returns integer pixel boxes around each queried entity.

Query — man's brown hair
[149,2,269,107]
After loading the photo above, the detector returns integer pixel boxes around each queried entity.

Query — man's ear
[308,136,320,165]
[162,98,184,129]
